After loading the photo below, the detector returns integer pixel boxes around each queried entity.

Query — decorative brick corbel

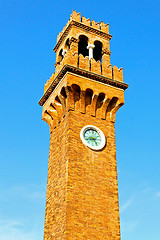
[42,111,54,132]
[69,37,79,44]
[52,102,63,123]
[99,97,111,120]
[110,100,124,123]
[80,90,86,114]
[58,94,66,117]
[65,86,75,111]
[47,105,59,127]
[90,94,99,117]
[102,48,111,55]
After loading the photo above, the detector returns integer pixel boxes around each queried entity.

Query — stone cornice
[39,65,128,106]
[53,20,112,52]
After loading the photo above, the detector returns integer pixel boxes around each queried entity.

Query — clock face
[84,129,101,147]
[80,125,106,150]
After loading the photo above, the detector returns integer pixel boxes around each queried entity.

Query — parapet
[56,10,110,44]
[71,10,109,33]
[90,58,101,75]
[54,49,123,81]
[78,54,89,71]
[112,66,123,82]
[44,51,124,95]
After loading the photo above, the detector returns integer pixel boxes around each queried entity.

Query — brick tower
[39,10,128,240]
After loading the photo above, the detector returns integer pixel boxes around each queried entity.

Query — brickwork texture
[39,10,128,240]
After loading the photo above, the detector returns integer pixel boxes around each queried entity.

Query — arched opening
[93,41,102,62]
[57,49,63,63]
[50,103,56,111]
[55,96,62,105]
[65,38,70,50]
[85,88,93,107]
[107,97,118,113]
[96,93,105,110]
[71,84,81,103]
[78,35,89,57]
[45,110,53,119]
[60,87,67,99]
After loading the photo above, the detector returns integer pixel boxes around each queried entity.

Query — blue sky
[0,0,160,239]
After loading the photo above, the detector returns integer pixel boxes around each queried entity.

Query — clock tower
[39,10,128,240]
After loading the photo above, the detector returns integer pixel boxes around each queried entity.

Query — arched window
[57,49,63,63]
[85,88,93,107]
[55,96,61,105]
[78,35,89,57]
[107,97,118,112]
[65,38,70,50]
[71,84,81,103]
[93,41,102,61]
[60,87,67,99]
[96,93,105,110]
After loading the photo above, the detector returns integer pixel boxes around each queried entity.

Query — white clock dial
[80,125,106,150]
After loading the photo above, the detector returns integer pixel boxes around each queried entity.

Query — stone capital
[87,44,95,50]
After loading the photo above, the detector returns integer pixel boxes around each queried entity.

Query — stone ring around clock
[80,125,106,150]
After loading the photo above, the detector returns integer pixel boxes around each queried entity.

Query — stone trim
[39,65,128,106]
[54,20,112,52]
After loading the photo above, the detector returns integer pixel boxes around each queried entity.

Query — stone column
[87,44,95,60]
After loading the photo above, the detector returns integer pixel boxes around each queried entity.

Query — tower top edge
[54,10,112,52]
